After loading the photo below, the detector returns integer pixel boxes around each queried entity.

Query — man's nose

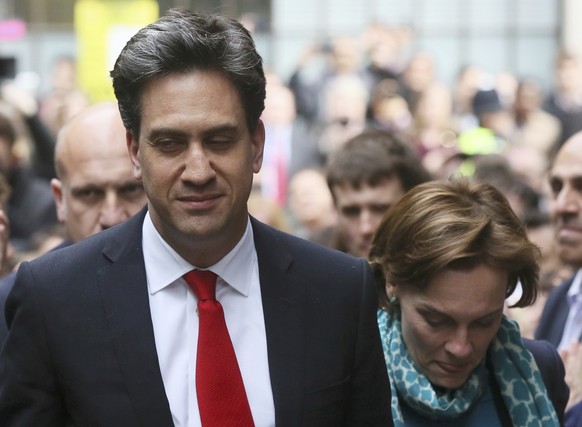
[181,143,216,185]
[359,210,376,236]
[553,184,581,216]
[100,192,128,229]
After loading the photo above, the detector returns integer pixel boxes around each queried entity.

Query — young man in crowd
[326,129,431,258]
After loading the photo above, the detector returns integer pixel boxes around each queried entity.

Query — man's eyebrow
[549,174,582,187]
[70,184,103,193]
[146,124,241,140]
[146,128,188,140]
[201,124,240,135]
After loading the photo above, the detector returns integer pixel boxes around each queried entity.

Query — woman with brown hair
[370,178,568,426]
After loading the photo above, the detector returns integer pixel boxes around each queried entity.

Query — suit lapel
[252,218,306,425]
[97,209,174,427]
[97,213,307,425]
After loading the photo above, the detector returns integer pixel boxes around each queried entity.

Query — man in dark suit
[522,339,569,425]
[536,131,582,349]
[0,9,392,426]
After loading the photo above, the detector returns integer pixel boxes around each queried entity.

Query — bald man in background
[0,101,147,344]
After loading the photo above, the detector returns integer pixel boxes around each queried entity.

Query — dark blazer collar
[251,217,305,425]
[97,205,174,426]
[98,212,305,425]
[101,206,148,263]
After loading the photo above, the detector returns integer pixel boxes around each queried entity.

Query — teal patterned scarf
[377,310,559,426]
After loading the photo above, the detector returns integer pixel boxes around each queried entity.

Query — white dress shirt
[558,269,582,350]
[142,212,276,427]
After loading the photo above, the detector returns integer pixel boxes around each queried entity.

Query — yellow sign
[75,0,158,102]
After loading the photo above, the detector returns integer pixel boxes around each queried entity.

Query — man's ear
[251,119,265,173]
[126,130,142,180]
[51,178,66,222]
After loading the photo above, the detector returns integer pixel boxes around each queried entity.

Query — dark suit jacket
[0,242,71,347]
[7,166,59,252]
[565,399,582,427]
[0,272,14,348]
[535,274,577,347]
[0,209,392,426]
[523,338,569,426]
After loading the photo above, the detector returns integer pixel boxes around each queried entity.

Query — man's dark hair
[110,8,266,137]
[326,129,431,196]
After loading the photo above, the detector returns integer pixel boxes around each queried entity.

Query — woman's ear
[386,282,398,302]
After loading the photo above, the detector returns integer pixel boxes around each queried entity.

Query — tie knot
[184,270,218,301]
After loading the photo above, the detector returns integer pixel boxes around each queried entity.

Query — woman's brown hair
[369,177,540,311]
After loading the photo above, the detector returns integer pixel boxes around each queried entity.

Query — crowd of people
[255,22,582,303]
[0,6,581,426]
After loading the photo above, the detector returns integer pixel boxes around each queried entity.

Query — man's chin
[557,245,582,266]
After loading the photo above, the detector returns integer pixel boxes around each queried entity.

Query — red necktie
[184,270,254,426]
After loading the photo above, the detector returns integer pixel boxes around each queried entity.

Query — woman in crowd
[369,178,568,426]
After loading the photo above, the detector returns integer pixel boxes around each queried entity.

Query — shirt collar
[142,211,256,297]
[566,269,582,305]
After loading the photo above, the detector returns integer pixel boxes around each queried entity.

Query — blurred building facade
[0,0,579,99]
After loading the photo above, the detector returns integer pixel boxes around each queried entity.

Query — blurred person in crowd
[258,78,321,207]
[0,101,147,344]
[495,71,518,110]
[316,74,370,159]
[247,189,290,233]
[369,78,412,134]
[504,143,550,193]
[326,129,430,258]
[371,178,567,426]
[288,35,364,123]
[407,81,459,178]
[1,81,57,180]
[472,154,542,223]
[451,64,484,132]
[511,78,561,163]
[543,52,582,148]
[38,56,90,137]
[0,10,392,425]
[0,174,13,277]
[457,88,515,175]
[360,22,401,94]
[287,167,336,245]
[0,107,58,252]
[398,51,437,114]
[536,132,582,350]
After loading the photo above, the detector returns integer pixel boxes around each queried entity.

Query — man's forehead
[337,175,404,192]
[550,157,582,181]
[335,180,404,203]
[66,167,137,188]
